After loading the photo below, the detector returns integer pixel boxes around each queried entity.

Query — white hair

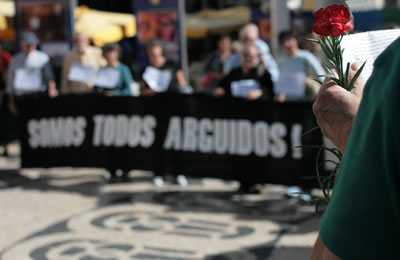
[239,23,259,40]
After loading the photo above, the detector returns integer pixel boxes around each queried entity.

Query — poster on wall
[133,0,183,70]
[14,0,73,66]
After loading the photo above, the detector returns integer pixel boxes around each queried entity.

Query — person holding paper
[202,34,233,94]
[140,38,190,187]
[93,43,133,97]
[61,32,105,94]
[140,38,190,96]
[6,32,58,115]
[311,38,400,259]
[276,30,325,102]
[224,23,279,83]
[214,44,274,101]
[214,44,274,194]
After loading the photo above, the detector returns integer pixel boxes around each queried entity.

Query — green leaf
[315,148,329,199]
[303,37,320,43]
[344,62,350,90]
[348,60,367,91]
[313,78,323,85]
[301,126,321,137]
[319,39,334,60]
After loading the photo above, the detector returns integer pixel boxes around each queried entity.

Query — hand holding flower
[309,4,365,91]
[313,63,365,153]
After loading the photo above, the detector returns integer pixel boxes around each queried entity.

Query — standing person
[202,34,232,94]
[61,32,104,95]
[0,42,13,156]
[0,43,11,85]
[311,38,400,259]
[276,30,325,102]
[93,43,133,97]
[276,30,325,201]
[140,38,190,187]
[140,38,191,96]
[225,23,279,83]
[93,43,134,183]
[214,44,274,193]
[214,44,274,100]
[7,31,58,115]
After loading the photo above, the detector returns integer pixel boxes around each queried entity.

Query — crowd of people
[0,23,325,193]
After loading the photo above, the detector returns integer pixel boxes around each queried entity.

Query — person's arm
[60,55,71,94]
[213,72,232,97]
[176,69,186,87]
[262,52,280,83]
[43,61,58,98]
[6,59,17,114]
[305,51,326,83]
[247,67,274,100]
[113,65,133,96]
[312,63,365,153]
[311,63,365,259]
[139,80,157,96]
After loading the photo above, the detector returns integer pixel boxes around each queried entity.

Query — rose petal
[313,4,353,37]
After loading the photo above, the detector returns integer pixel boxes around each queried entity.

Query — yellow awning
[75,6,136,46]
[0,1,15,17]
[0,3,251,42]
[0,0,15,40]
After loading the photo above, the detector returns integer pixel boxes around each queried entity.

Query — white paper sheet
[142,66,172,92]
[68,63,96,83]
[14,68,42,91]
[274,72,307,98]
[342,29,400,80]
[94,67,121,89]
[230,79,261,98]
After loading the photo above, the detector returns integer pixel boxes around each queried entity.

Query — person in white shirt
[276,30,325,102]
[7,32,58,115]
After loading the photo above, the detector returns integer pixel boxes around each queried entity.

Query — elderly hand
[246,89,262,100]
[313,63,365,153]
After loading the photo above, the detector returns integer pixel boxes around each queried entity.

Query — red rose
[313,5,354,37]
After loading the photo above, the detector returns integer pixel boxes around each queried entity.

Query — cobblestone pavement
[0,144,319,260]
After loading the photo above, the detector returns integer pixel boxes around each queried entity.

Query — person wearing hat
[6,31,58,114]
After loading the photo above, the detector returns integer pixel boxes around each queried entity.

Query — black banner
[18,94,322,186]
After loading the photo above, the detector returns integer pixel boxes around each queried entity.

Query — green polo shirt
[320,37,400,259]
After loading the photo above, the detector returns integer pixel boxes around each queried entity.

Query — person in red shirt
[0,43,12,90]
[0,43,13,156]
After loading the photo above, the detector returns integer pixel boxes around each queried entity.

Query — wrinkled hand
[48,81,59,98]
[48,88,59,98]
[141,88,158,96]
[313,63,365,153]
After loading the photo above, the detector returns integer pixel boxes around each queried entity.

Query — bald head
[239,23,259,46]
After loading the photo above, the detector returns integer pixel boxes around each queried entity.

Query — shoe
[286,186,301,199]
[176,175,188,186]
[121,171,130,182]
[153,176,164,187]
[299,193,312,202]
